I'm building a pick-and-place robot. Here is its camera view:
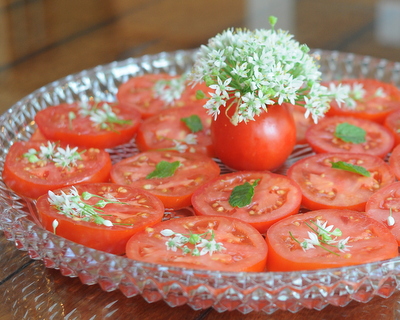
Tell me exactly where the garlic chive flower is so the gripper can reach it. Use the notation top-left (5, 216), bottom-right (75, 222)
top-left (47, 187), bottom-right (129, 227)
top-left (289, 219), bottom-right (352, 256)
top-left (160, 229), bottom-right (225, 256)
top-left (153, 75), bottom-right (187, 105)
top-left (23, 141), bottom-right (83, 169)
top-left (190, 16), bottom-right (347, 125)
top-left (388, 208), bottom-right (396, 227)
top-left (78, 100), bottom-right (131, 130)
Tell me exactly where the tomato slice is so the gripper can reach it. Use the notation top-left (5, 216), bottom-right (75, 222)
top-left (389, 144), bottom-right (400, 180)
top-left (135, 105), bottom-right (214, 157)
top-left (116, 73), bottom-right (208, 119)
top-left (287, 152), bottom-right (395, 211)
top-left (266, 209), bottom-right (398, 271)
top-left (126, 215), bottom-right (268, 272)
top-left (34, 100), bottom-right (141, 149)
top-left (289, 104), bottom-right (314, 144)
top-left (305, 115), bottom-right (394, 158)
top-left (191, 171), bottom-right (302, 234)
top-left (384, 109), bottom-right (400, 146)
top-left (366, 181), bottom-right (400, 245)
top-left (36, 183), bottom-right (165, 254)
top-left (110, 151), bottom-right (220, 210)
top-left (325, 78), bottom-right (400, 123)
top-left (2, 141), bottom-right (112, 199)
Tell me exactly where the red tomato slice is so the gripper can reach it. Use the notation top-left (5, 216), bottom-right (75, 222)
top-left (126, 215), bottom-right (268, 272)
top-left (287, 152), bottom-right (395, 211)
top-left (191, 171), bottom-right (302, 234)
top-left (135, 105), bottom-right (214, 157)
top-left (366, 181), bottom-right (400, 245)
top-left (2, 141), bottom-right (112, 199)
top-left (384, 109), bottom-right (400, 146)
top-left (266, 209), bottom-right (398, 271)
top-left (325, 79), bottom-right (400, 123)
top-left (289, 104), bottom-right (314, 144)
top-left (389, 144), bottom-right (400, 180)
top-left (110, 151), bottom-right (220, 210)
top-left (305, 116), bottom-right (394, 158)
top-left (116, 73), bottom-right (208, 119)
top-left (36, 183), bottom-right (165, 254)
top-left (35, 101), bottom-right (141, 149)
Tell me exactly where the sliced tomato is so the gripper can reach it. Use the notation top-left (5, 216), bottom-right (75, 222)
top-left (366, 181), bottom-right (400, 245)
top-left (191, 171), bottom-right (302, 234)
top-left (325, 78), bottom-right (400, 123)
top-left (266, 209), bottom-right (398, 271)
top-left (287, 152), bottom-right (395, 211)
top-left (2, 141), bottom-right (112, 199)
top-left (126, 215), bottom-right (268, 272)
top-left (34, 100), bottom-right (141, 149)
top-left (389, 144), bottom-right (400, 180)
top-left (29, 128), bottom-right (48, 142)
top-left (135, 105), bottom-right (214, 157)
top-left (116, 73), bottom-right (208, 119)
top-left (110, 151), bottom-right (220, 210)
top-left (384, 109), bottom-right (400, 146)
top-left (289, 104), bottom-right (314, 144)
top-left (305, 115), bottom-right (394, 158)
top-left (36, 183), bottom-right (164, 254)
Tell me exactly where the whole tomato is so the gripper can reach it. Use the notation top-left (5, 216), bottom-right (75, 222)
top-left (211, 102), bottom-right (296, 171)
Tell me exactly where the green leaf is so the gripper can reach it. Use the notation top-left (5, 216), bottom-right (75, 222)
top-left (146, 161), bottom-right (180, 179)
top-left (229, 179), bottom-right (260, 208)
top-left (331, 161), bottom-right (370, 177)
top-left (181, 115), bottom-right (203, 133)
top-left (334, 122), bottom-right (366, 144)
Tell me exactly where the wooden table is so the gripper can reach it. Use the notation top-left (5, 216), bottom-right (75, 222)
top-left (1, 0), bottom-right (400, 319)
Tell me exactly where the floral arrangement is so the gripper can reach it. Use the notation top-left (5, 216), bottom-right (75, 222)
top-left (190, 16), bottom-right (347, 125)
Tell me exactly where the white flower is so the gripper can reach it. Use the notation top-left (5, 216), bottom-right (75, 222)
top-left (52, 145), bottom-right (82, 168)
top-left (197, 238), bottom-right (225, 256)
top-left (337, 237), bottom-right (352, 252)
top-left (153, 76), bottom-right (186, 105)
top-left (160, 229), bottom-right (175, 237)
top-left (183, 133), bottom-right (197, 145)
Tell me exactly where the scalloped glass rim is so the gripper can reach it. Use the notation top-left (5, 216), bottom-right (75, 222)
top-left (1, 49), bottom-right (400, 314)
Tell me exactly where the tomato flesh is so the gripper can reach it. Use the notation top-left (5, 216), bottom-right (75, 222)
top-left (110, 151), bottom-right (220, 210)
top-left (266, 209), bottom-right (398, 271)
top-left (287, 152), bottom-right (395, 211)
top-left (126, 215), bottom-right (268, 272)
top-left (36, 183), bottom-right (165, 254)
top-left (191, 171), bottom-right (302, 234)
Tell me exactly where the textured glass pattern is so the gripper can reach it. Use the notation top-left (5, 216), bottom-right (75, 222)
top-left (1, 49), bottom-right (400, 314)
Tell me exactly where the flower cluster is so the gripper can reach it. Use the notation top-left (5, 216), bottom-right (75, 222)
top-left (160, 229), bottom-right (225, 256)
top-left (290, 219), bottom-right (352, 256)
top-left (48, 187), bottom-right (128, 227)
top-left (23, 141), bottom-right (82, 169)
top-left (190, 16), bottom-right (347, 125)
top-left (78, 100), bottom-right (131, 130)
top-left (153, 76), bottom-right (187, 105)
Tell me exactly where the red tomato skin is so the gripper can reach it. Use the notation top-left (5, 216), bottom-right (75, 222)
top-left (126, 215), bottom-right (268, 272)
top-left (191, 171), bottom-right (302, 234)
top-left (287, 152), bottom-right (396, 211)
top-left (306, 116), bottom-right (394, 158)
top-left (211, 102), bottom-right (296, 171)
top-left (2, 141), bottom-right (112, 199)
top-left (35, 101), bottom-right (141, 149)
top-left (116, 73), bottom-right (208, 119)
top-left (325, 79), bottom-right (400, 123)
top-left (365, 181), bottom-right (400, 245)
top-left (384, 109), bottom-right (400, 146)
top-left (110, 151), bottom-right (220, 210)
top-left (135, 105), bottom-right (214, 157)
top-left (36, 183), bottom-right (165, 254)
top-left (266, 209), bottom-right (398, 271)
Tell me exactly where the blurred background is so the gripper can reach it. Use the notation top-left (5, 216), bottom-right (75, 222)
top-left (1, 0), bottom-right (400, 111)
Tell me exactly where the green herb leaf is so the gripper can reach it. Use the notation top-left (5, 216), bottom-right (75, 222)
top-left (195, 90), bottom-right (206, 100)
top-left (334, 122), bottom-right (366, 144)
top-left (181, 115), bottom-right (203, 133)
top-left (331, 161), bottom-right (370, 177)
top-left (229, 179), bottom-right (260, 208)
top-left (146, 161), bottom-right (180, 179)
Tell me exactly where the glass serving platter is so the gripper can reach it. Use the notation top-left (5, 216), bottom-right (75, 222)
top-left (1, 49), bottom-right (400, 315)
